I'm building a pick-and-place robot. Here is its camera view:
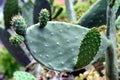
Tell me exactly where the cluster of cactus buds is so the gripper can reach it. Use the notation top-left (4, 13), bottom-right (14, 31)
top-left (9, 15), bottom-right (27, 45)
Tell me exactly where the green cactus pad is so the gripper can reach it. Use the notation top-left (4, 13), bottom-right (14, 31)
top-left (11, 15), bottom-right (27, 36)
top-left (13, 71), bottom-right (36, 80)
top-left (115, 16), bottom-right (120, 29)
top-left (78, 0), bottom-right (107, 28)
top-left (4, 0), bottom-right (19, 29)
top-left (39, 9), bottom-right (49, 28)
top-left (75, 28), bottom-right (101, 68)
top-left (78, 0), bottom-right (120, 28)
top-left (25, 21), bottom-right (108, 72)
top-left (9, 34), bottom-right (24, 45)
top-left (21, 1), bottom-right (33, 26)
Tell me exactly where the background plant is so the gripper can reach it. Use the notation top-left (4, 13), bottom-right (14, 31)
top-left (0, 48), bottom-right (21, 79)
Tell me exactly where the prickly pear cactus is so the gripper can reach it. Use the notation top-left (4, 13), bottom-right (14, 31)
top-left (39, 9), bottom-right (49, 28)
top-left (11, 15), bottom-right (27, 36)
top-left (33, 0), bottom-right (51, 23)
top-left (21, 1), bottom-right (34, 26)
top-left (115, 15), bottom-right (120, 29)
top-left (9, 34), bottom-right (24, 45)
top-left (108, 0), bottom-right (120, 13)
top-left (78, 0), bottom-right (120, 28)
top-left (78, 0), bottom-right (107, 28)
top-left (75, 28), bottom-right (101, 68)
top-left (14, 71), bottom-right (36, 80)
top-left (4, 0), bottom-right (19, 29)
top-left (25, 21), bottom-right (108, 72)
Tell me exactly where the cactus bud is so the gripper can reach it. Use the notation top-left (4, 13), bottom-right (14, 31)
top-left (11, 15), bottom-right (27, 36)
top-left (39, 9), bottom-right (49, 28)
top-left (9, 34), bottom-right (24, 45)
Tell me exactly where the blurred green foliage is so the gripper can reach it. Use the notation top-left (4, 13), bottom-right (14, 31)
top-left (53, 0), bottom-right (96, 22)
top-left (0, 48), bottom-right (21, 79)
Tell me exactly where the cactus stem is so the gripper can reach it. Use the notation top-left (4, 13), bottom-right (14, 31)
top-left (105, 41), bottom-right (118, 80)
top-left (105, 0), bottom-right (118, 79)
top-left (65, 0), bottom-right (76, 22)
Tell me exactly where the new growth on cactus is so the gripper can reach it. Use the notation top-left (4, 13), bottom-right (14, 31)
top-left (0, 0), bottom-right (31, 68)
top-left (76, 28), bottom-right (101, 68)
top-left (39, 9), bottom-right (49, 28)
top-left (11, 15), bottom-right (27, 36)
top-left (9, 15), bottom-right (27, 46)
top-left (33, 0), bottom-right (52, 23)
top-left (9, 34), bottom-right (24, 45)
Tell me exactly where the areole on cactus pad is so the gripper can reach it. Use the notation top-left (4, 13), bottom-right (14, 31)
top-left (25, 21), bottom-right (108, 72)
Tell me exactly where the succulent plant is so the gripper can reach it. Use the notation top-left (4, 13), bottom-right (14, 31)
top-left (78, 0), bottom-right (107, 28)
top-left (0, 25), bottom-right (30, 67)
top-left (13, 71), bottom-right (36, 80)
top-left (65, 0), bottom-right (76, 22)
top-left (25, 20), bottom-right (108, 72)
top-left (1, 0), bottom-right (31, 67)
top-left (6, 0), bottom-right (119, 79)
top-left (105, 0), bottom-right (118, 79)
top-left (9, 34), bottom-right (24, 45)
top-left (21, 0), bottom-right (34, 26)
top-left (76, 28), bottom-right (101, 68)
top-left (11, 15), bottom-right (27, 36)
top-left (115, 15), bottom-right (120, 29)
top-left (39, 9), bottom-right (49, 28)
top-left (6, 9), bottom-right (107, 73)
top-left (33, 0), bottom-right (51, 23)
top-left (4, 0), bottom-right (19, 29)
top-left (78, 0), bottom-right (120, 28)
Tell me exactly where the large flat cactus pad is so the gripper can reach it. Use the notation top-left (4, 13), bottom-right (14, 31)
top-left (25, 21), bottom-right (108, 72)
